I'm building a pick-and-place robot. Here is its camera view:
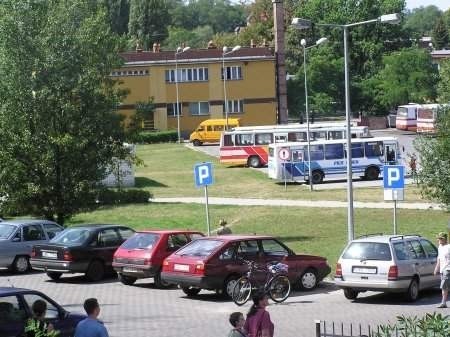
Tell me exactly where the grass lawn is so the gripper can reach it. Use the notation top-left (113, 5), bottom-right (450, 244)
top-left (70, 203), bottom-right (448, 273)
top-left (134, 143), bottom-right (427, 203)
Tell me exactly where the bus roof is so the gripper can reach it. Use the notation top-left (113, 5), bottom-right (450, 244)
top-left (230, 122), bottom-right (360, 132)
top-left (228, 124), bottom-right (365, 134)
top-left (268, 136), bottom-right (398, 149)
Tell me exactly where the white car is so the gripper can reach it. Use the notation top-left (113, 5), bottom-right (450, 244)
top-left (335, 234), bottom-right (440, 302)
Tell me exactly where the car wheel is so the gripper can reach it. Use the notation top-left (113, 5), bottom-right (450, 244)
top-left (405, 278), bottom-right (419, 302)
top-left (193, 139), bottom-right (202, 146)
top-left (46, 272), bottom-right (62, 281)
top-left (118, 273), bottom-right (137, 286)
top-left (85, 260), bottom-right (105, 282)
top-left (343, 288), bottom-right (359, 300)
top-left (181, 286), bottom-right (201, 297)
top-left (248, 156), bottom-right (261, 168)
top-left (364, 166), bottom-right (379, 181)
top-left (13, 256), bottom-right (30, 273)
top-left (311, 170), bottom-right (324, 184)
top-left (224, 275), bottom-right (240, 298)
top-left (154, 270), bottom-right (171, 288)
top-left (298, 268), bottom-right (318, 290)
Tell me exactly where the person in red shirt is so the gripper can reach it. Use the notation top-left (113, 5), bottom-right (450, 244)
top-left (244, 292), bottom-right (274, 337)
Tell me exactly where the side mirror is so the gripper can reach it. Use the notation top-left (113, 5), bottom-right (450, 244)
top-left (59, 310), bottom-right (68, 320)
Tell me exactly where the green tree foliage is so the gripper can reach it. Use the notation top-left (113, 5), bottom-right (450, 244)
top-left (0, 0), bottom-right (128, 224)
top-left (369, 48), bottom-right (438, 110)
top-left (404, 5), bottom-right (442, 38)
top-left (128, 0), bottom-right (170, 49)
top-left (164, 25), bottom-right (214, 49)
top-left (415, 107), bottom-right (450, 209)
top-left (438, 59), bottom-right (450, 103)
top-left (432, 16), bottom-right (449, 49)
top-left (102, 0), bottom-right (130, 35)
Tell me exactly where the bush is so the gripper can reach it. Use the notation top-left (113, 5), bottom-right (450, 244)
top-left (374, 313), bottom-right (449, 337)
top-left (131, 130), bottom-right (178, 144)
top-left (96, 189), bottom-right (152, 205)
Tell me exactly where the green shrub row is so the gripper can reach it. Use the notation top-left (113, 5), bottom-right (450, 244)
top-left (131, 130), bottom-right (178, 144)
top-left (96, 189), bottom-right (152, 205)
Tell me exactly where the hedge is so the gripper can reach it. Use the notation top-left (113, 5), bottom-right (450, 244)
top-left (131, 130), bottom-right (178, 144)
top-left (96, 189), bottom-right (152, 205)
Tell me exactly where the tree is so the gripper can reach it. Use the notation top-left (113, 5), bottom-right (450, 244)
top-left (128, 0), bottom-right (170, 50)
top-left (102, 0), bottom-right (130, 35)
top-left (404, 5), bottom-right (442, 38)
top-left (163, 25), bottom-right (214, 49)
top-left (438, 59), bottom-right (450, 103)
top-left (0, 0), bottom-right (128, 224)
top-left (415, 106), bottom-right (450, 208)
top-left (432, 16), bottom-right (449, 49)
top-left (369, 48), bottom-right (438, 110)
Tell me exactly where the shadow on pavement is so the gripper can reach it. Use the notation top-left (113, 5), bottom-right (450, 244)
top-left (350, 288), bottom-right (442, 306)
top-left (44, 273), bottom-right (119, 285)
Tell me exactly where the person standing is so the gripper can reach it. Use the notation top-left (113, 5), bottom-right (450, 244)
top-left (244, 292), bottom-right (274, 337)
top-left (217, 219), bottom-right (232, 235)
top-left (434, 232), bottom-right (450, 308)
top-left (74, 298), bottom-right (109, 337)
top-left (227, 312), bottom-right (247, 337)
top-left (25, 300), bottom-right (57, 337)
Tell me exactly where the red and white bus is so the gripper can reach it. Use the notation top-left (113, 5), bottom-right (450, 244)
top-left (395, 103), bottom-right (420, 131)
top-left (416, 104), bottom-right (441, 134)
top-left (219, 124), bottom-right (371, 168)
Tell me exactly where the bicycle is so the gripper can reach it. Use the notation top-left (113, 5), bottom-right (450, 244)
top-left (231, 259), bottom-right (291, 306)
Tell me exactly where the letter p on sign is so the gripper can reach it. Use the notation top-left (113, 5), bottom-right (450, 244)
top-left (383, 165), bottom-right (404, 189)
top-left (194, 162), bottom-right (214, 187)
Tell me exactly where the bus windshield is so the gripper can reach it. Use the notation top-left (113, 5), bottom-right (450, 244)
top-left (397, 107), bottom-right (409, 117)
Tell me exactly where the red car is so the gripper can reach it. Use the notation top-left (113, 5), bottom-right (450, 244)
top-left (112, 230), bottom-right (204, 287)
top-left (161, 235), bottom-right (331, 297)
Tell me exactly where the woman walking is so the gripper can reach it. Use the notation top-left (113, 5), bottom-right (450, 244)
top-left (244, 292), bottom-right (274, 337)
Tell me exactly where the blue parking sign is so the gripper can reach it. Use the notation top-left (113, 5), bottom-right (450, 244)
top-left (383, 165), bottom-right (404, 189)
top-left (194, 162), bottom-right (214, 187)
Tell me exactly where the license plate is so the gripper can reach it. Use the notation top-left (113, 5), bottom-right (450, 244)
top-left (353, 267), bottom-right (377, 274)
top-left (174, 264), bottom-right (189, 272)
top-left (42, 251), bottom-right (57, 259)
top-left (123, 267), bottom-right (139, 273)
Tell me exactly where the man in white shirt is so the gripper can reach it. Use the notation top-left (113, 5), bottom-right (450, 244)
top-left (434, 232), bottom-right (450, 308)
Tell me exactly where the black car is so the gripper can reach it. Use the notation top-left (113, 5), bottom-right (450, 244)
top-left (30, 224), bottom-right (134, 282)
top-left (0, 287), bottom-right (86, 337)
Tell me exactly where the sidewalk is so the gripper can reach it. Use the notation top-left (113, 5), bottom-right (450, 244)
top-left (151, 197), bottom-right (442, 210)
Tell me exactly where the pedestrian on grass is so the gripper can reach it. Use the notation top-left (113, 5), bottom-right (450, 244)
top-left (227, 312), bottom-right (247, 337)
top-left (25, 300), bottom-right (57, 337)
top-left (244, 292), bottom-right (274, 337)
top-left (217, 219), bottom-right (232, 235)
top-left (434, 232), bottom-right (450, 308)
top-left (74, 298), bottom-right (109, 337)
top-left (409, 153), bottom-right (417, 183)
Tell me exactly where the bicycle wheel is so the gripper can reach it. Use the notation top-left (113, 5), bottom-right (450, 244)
top-left (268, 275), bottom-right (291, 303)
top-left (232, 277), bottom-right (252, 306)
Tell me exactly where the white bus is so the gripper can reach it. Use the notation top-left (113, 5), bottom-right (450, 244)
top-left (416, 103), bottom-right (441, 134)
top-left (395, 103), bottom-right (420, 131)
top-left (220, 124), bottom-right (371, 168)
top-left (268, 136), bottom-right (399, 184)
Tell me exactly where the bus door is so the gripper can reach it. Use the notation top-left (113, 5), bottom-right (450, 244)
top-left (384, 143), bottom-right (398, 164)
top-left (291, 148), bottom-right (306, 179)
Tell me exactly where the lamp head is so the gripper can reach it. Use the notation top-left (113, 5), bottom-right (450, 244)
top-left (182, 46), bottom-right (191, 52)
top-left (223, 46), bottom-right (228, 53)
top-left (176, 47), bottom-right (182, 53)
top-left (315, 37), bottom-right (327, 45)
top-left (300, 39), bottom-right (306, 47)
top-left (379, 13), bottom-right (401, 25)
top-left (231, 45), bottom-right (241, 52)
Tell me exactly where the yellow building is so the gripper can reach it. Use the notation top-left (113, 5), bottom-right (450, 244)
top-left (114, 46), bottom-right (277, 137)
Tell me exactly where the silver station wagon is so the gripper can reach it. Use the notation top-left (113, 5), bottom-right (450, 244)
top-left (335, 234), bottom-right (440, 302)
top-left (0, 220), bottom-right (63, 273)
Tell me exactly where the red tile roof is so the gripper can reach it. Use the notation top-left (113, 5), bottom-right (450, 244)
top-left (120, 47), bottom-right (274, 63)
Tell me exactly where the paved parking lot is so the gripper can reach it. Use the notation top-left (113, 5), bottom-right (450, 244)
top-left (1, 271), bottom-right (445, 337)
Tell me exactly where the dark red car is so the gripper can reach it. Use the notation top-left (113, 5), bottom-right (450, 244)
top-left (161, 235), bottom-right (331, 297)
top-left (112, 230), bottom-right (204, 287)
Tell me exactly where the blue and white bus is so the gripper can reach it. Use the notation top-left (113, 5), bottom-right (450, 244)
top-left (268, 136), bottom-right (400, 184)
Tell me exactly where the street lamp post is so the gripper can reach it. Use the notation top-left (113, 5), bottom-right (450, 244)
top-left (175, 46), bottom-right (190, 143)
top-left (292, 13), bottom-right (400, 242)
top-left (222, 45), bottom-right (241, 130)
top-left (301, 37), bottom-right (327, 192)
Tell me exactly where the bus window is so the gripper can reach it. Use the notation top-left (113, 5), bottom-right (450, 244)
top-left (365, 141), bottom-right (383, 157)
top-left (223, 134), bottom-right (234, 146)
top-left (255, 133), bottom-right (273, 145)
top-left (312, 131), bottom-right (327, 140)
top-left (351, 143), bottom-right (364, 158)
top-left (292, 150), bottom-right (303, 162)
top-left (268, 147), bottom-right (274, 157)
top-left (216, 125), bottom-right (224, 131)
top-left (384, 145), bottom-right (397, 163)
top-left (288, 132), bottom-right (307, 142)
top-left (207, 126), bottom-right (213, 131)
top-left (274, 135), bottom-right (287, 143)
top-left (328, 131), bottom-right (344, 140)
top-left (235, 134), bottom-right (253, 146)
top-left (325, 144), bottom-right (344, 160)
top-left (305, 145), bottom-right (324, 161)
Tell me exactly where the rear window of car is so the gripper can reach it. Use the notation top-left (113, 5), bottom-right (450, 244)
top-left (50, 228), bottom-right (91, 246)
top-left (0, 224), bottom-right (16, 239)
top-left (122, 233), bottom-right (160, 250)
top-left (176, 239), bottom-right (223, 257)
top-left (342, 242), bottom-right (392, 261)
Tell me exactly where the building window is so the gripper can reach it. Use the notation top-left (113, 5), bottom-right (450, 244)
top-left (110, 69), bottom-right (149, 77)
top-left (167, 103), bottom-right (182, 117)
top-left (165, 68), bottom-right (209, 83)
top-left (189, 101), bottom-right (209, 115)
top-left (223, 100), bottom-right (244, 114)
top-left (221, 66), bottom-right (242, 80)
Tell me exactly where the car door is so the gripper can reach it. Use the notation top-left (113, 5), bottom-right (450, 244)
top-left (0, 295), bottom-right (27, 337)
top-left (408, 240), bottom-right (429, 287)
top-left (420, 239), bottom-right (440, 287)
top-left (95, 228), bottom-right (122, 266)
top-left (21, 224), bottom-right (47, 255)
top-left (259, 239), bottom-right (293, 279)
top-left (43, 223), bottom-right (63, 240)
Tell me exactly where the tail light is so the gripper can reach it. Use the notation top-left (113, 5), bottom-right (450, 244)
top-left (194, 262), bottom-right (205, 275)
top-left (335, 263), bottom-right (342, 278)
top-left (31, 248), bottom-right (36, 258)
top-left (63, 251), bottom-right (72, 261)
top-left (388, 265), bottom-right (398, 280)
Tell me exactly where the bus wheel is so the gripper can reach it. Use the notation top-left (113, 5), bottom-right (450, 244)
top-left (311, 170), bottom-right (324, 184)
top-left (364, 166), bottom-right (379, 180)
top-left (193, 139), bottom-right (202, 146)
top-left (248, 156), bottom-right (261, 168)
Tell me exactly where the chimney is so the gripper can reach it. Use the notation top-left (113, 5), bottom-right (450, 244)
top-left (272, 0), bottom-right (288, 124)
top-left (157, 43), bottom-right (161, 52)
top-left (250, 39), bottom-right (256, 48)
top-left (152, 43), bottom-right (158, 53)
top-left (136, 41), bottom-right (143, 52)
top-left (207, 40), bottom-right (217, 49)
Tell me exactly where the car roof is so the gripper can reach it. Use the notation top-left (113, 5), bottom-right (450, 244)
top-left (0, 287), bottom-right (39, 295)
top-left (351, 234), bottom-right (422, 243)
top-left (0, 219), bottom-right (58, 226)
top-left (136, 230), bottom-right (203, 234)
top-left (71, 224), bottom-right (131, 230)
top-left (197, 234), bottom-right (275, 242)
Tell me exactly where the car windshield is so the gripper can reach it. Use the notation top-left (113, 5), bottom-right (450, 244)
top-left (342, 242), bottom-right (392, 261)
top-left (176, 239), bottom-right (223, 257)
top-left (50, 228), bottom-right (91, 245)
top-left (0, 224), bottom-right (15, 239)
top-left (121, 233), bottom-right (160, 250)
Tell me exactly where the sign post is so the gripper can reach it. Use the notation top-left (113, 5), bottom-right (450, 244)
top-left (383, 165), bottom-right (405, 235)
top-left (194, 162), bottom-right (214, 236)
top-left (279, 148), bottom-right (290, 191)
